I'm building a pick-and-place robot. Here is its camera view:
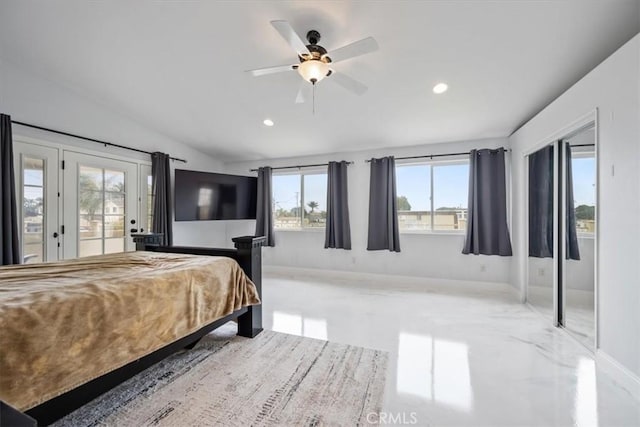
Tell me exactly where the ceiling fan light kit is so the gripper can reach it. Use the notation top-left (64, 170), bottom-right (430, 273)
top-left (247, 20), bottom-right (378, 111)
top-left (298, 59), bottom-right (330, 84)
top-left (297, 30), bottom-right (331, 84)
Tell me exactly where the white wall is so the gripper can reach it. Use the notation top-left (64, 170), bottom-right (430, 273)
top-left (225, 137), bottom-right (512, 284)
top-left (509, 34), bottom-right (640, 377)
top-left (0, 59), bottom-right (229, 247)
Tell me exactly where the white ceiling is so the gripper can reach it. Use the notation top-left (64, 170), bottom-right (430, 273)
top-left (0, 1), bottom-right (638, 162)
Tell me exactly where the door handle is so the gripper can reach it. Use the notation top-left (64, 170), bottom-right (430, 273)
top-left (130, 228), bottom-right (138, 233)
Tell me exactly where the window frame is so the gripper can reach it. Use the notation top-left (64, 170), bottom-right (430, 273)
top-left (395, 157), bottom-right (470, 235)
top-left (272, 168), bottom-right (327, 231)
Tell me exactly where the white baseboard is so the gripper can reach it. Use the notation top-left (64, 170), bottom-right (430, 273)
top-left (596, 349), bottom-right (640, 402)
top-left (263, 264), bottom-right (519, 299)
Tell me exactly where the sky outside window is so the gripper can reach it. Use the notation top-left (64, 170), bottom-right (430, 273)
top-left (396, 164), bottom-right (430, 211)
top-left (572, 157), bottom-right (595, 206)
top-left (273, 174), bottom-right (301, 211)
top-left (433, 164), bottom-right (469, 210)
top-left (303, 174), bottom-right (327, 213)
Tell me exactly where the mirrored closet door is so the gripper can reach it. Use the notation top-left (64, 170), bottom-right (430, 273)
top-left (526, 124), bottom-right (596, 351)
top-left (563, 127), bottom-right (596, 350)
top-left (527, 143), bottom-right (556, 322)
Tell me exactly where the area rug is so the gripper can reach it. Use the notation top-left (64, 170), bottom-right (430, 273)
top-left (53, 323), bottom-right (388, 426)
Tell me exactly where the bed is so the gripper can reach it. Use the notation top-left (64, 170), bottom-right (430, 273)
top-left (0, 235), bottom-right (265, 425)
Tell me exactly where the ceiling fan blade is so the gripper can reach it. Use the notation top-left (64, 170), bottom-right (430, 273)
top-left (246, 64), bottom-right (296, 77)
top-left (326, 37), bottom-right (379, 63)
top-left (295, 81), bottom-right (312, 104)
top-left (329, 71), bottom-right (368, 95)
top-left (270, 20), bottom-right (311, 57)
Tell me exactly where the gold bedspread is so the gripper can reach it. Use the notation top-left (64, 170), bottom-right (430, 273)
top-left (0, 251), bottom-right (260, 411)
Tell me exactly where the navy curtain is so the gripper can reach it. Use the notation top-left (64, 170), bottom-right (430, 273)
top-left (462, 148), bottom-right (513, 256)
top-left (1, 114), bottom-right (20, 264)
top-left (151, 152), bottom-right (173, 246)
top-left (367, 156), bottom-right (400, 252)
top-left (255, 167), bottom-right (275, 247)
top-left (325, 161), bottom-right (351, 249)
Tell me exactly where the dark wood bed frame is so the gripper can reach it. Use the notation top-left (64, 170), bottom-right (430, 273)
top-left (13, 235), bottom-right (266, 426)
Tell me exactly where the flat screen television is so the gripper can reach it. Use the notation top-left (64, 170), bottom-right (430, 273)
top-left (174, 169), bottom-right (257, 221)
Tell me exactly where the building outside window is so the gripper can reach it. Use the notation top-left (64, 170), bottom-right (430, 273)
top-left (395, 160), bottom-right (469, 232)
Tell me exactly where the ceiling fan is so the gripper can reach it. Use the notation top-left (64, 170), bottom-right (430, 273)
top-left (247, 20), bottom-right (379, 104)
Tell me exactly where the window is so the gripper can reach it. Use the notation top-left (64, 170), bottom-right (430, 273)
top-left (395, 160), bottom-right (469, 232)
top-left (272, 171), bottom-right (327, 229)
top-left (22, 157), bottom-right (45, 263)
top-left (139, 165), bottom-right (153, 234)
top-left (571, 152), bottom-right (596, 235)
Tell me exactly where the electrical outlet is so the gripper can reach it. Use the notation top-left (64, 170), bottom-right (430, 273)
top-left (480, 264), bottom-right (486, 272)
top-left (351, 257), bottom-right (356, 264)
top-left (538, 268), bottom-right (545, 276)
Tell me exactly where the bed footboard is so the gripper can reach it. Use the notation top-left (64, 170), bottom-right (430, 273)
top-left (134, 235), bottom-right (265, 338)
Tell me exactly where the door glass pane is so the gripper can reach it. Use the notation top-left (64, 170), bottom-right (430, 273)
top-left (79, 214), bottom-right (103, 238)
top-left (79, 190), bottom-right (103, 216)
top-left (80, 166), bottom-right (103, 191)
top-left (78, 165), bottom-right (127, 257)
top-left (23, 243), bottom-right (43, 264)
top-left (147, 174), bottom-right (154, 232)
top-left (105, 216), bottom-right (125, 238)
top-left (104, 238), bottom-right (124, 254)
top-left (105, 193), bottom-right (124, 214)
top-left (23, 157), bottom-right (45, 263)
top-left (105, 170), bottom-right (125, 192)
top-left (79, 239), bottom-right (103, 257)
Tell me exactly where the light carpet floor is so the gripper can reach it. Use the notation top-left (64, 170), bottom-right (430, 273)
top-left (53, 323), bottom-right (388, 427)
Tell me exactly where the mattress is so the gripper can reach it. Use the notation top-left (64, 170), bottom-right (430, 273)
top-left (0, 251), bottom-right (260, 411)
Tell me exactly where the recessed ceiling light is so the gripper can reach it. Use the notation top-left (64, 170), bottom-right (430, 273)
top-left (263, 119), bottom-right (274, 127)
top-left (433, 83), bottom-right (448, 94)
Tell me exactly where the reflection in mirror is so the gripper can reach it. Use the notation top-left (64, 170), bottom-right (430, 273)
top-left (527, 144), bottom-right (555, 319)
top-left (564, 128), bottom-right (596, 350)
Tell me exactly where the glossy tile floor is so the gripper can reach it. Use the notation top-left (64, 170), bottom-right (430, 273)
top-left (262, 270), bottom-right (640, 427)
top-left (528, 285), bottom-right (596, 351)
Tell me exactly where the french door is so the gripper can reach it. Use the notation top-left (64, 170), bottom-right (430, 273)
top-left (63, 151), bottom-right (139, 259)
top-left (15, 140), bottom-right (146, 260)
top-left (13, 141), bottom-right (60, 263)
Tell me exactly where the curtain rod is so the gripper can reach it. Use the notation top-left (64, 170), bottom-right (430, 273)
top-left (365, 147), bottom-right (510, 163)
top-left (11, 120), bottom-right (187, 163)
top-left (250, 161), bottom-right (354, 172)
